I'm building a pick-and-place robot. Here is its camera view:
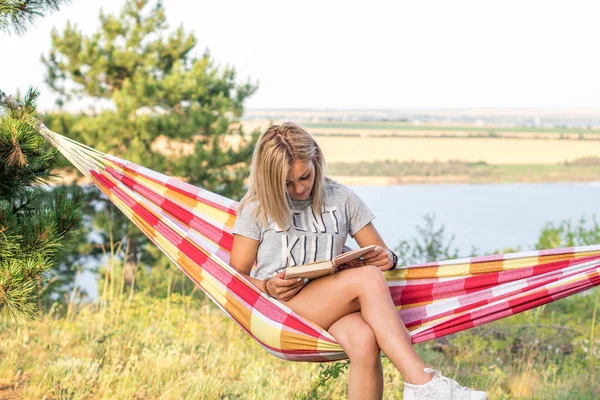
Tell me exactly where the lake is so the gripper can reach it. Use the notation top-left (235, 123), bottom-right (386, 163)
top-left (349, 181), bottom-right (600, 254)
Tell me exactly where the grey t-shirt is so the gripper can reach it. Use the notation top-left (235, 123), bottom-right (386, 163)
top-left (232, 180), bottom-right (375, 279)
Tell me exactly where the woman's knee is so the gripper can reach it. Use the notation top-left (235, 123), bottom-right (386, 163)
top-left (342, 322), bottom-right (380, 363)
top-left (353, 265), bottom-right (387, 292)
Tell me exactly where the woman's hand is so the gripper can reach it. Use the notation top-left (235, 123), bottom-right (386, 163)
top-left (362, 245), bottom-right (393, 271)
top-left (266, 271), bottom-right (307, 301)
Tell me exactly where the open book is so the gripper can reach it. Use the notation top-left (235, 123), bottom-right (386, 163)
top-left (284, 245), bottom-right (377, 280)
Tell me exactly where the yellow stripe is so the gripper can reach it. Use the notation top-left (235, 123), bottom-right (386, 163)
top-left (437, 262), bottom-right (471, 278)
top-left (225, 213), bottom-right (236, 229)
top-left (502, 256), bottom-right (539, 270)
top-left (280, 331), bottom-right (319, 351)
top-left (251, 312), bottom-right (281, 349)
top-left (152, 231), bottom-right (181, 260)
top-left (470, 260), bottom-right (504, 275)
top-left (316, 338), bottom-right (344, 353)
top-left (131, 173), bottom-right (168, 196)
top-left (192, 201), bottom-right (234, 227)
top-left (99, 169), bottom-right (226, 283)
top-left (200, 270), bottom-right (228, 306)
top-left (105, 159), bottom-right (125, 173)
top-left (404, 265), bottom-right (440, 280)
top-left (225, 292), bottom-right (252, 330)
top-left (178, 255), bottom-right (205, 286)
top-left (574, 250), bottom-right (600, 258)
top-left (538, 252), bottom-right (574, 265)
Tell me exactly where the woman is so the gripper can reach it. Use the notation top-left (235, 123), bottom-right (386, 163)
top-left (230, 123), bottom-right (487, 400)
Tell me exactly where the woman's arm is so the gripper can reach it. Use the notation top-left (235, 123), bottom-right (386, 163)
top-left (230, 234), bottom-right (264, 288)
top-left (353, 222), bottom-right (395, 270)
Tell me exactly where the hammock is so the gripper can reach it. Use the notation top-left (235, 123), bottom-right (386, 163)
top-left (40, 125), bottom-right (600, 362)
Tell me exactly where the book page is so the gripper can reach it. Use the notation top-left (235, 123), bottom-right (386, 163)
top-left (333, 245), bottom-right (377, 267)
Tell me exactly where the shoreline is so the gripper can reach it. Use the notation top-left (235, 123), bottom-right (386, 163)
top-left (330, 175), bottom-right (600, 186)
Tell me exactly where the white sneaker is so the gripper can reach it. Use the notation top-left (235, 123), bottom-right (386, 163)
top-left (403, 368), bottom-right (488, 400)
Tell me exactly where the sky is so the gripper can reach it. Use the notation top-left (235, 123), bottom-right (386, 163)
top-left (2, 0), bottom-right (600, 111)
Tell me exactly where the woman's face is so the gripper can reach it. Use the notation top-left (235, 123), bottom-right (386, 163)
top-left (286, 160), bottom-right (315, 201)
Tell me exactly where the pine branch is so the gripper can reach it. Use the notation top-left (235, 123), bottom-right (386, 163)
top-left (0, 256), bottom-right (49, 324)
top-left (1, 88), bottom-right (61, 201)
top-left (0, 0), bottom-right (70, 35)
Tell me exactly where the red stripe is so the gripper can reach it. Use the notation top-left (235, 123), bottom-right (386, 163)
top-left (227, 277), bottom-right (261, 308)
top-left (177, 240), bottom-right (233, 285)
top-left (464, 271), bottom-right (499, 293)
top-left (283, 313), bottom-right (328, 338)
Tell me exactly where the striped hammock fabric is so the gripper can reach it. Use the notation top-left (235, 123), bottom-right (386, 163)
top-left (40, 125), bottom-right (600, 362)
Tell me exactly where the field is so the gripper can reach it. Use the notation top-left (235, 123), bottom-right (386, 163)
top-left (326, 160), bottom-right (600, 185)
top-left (316, 136), bottom-right (600, 164)
top-left (241, 120), bottom-right (600, 164)
top-left (236, 119), bottom-right (600, 185)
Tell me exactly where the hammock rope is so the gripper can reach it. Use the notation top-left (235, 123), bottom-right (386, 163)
top-left (40, 124), bottom-right (600, 362)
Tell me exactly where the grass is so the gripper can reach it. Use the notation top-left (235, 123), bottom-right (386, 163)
top-left (1, 277), bottom-right (600, 399)
top-left (0, 293), bottom-right (343, 399)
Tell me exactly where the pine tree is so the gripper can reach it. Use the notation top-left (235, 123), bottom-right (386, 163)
top-left (0, 89), bottom-right (83, 324)
top-left (42, 0), bottom-right (258, 197)
top-left (41, 0), bottom-right (259, 288)
top-left (0, 0), bottom-right (82, 323)
top-left (0, 0), bottom-right (69, 35)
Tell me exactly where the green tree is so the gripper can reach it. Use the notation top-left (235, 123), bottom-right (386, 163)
top-left (0, 0), bottom-right (83, 323)
top-left (0, 89), bottom-right (84, 324)
top-left (534, 215), bottom-right (600, 249)
top-left (394, 213), bottom-right (462, 265)
top-left (42, 0), bottom-right (259, 289)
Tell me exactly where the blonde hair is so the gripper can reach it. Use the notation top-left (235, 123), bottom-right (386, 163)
top-left (240, 122), bottom-right (326, 230)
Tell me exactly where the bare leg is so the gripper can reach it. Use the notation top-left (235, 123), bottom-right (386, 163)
top-left (283, 266), bottom-right (431, 385)
top-left (329, 312), bottom-right (383, 400)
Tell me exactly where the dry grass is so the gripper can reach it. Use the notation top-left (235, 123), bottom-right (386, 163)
top-left (0, 295), bottom-right (330, 400)
top-left (2, 290), bottom-right (599, 399)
